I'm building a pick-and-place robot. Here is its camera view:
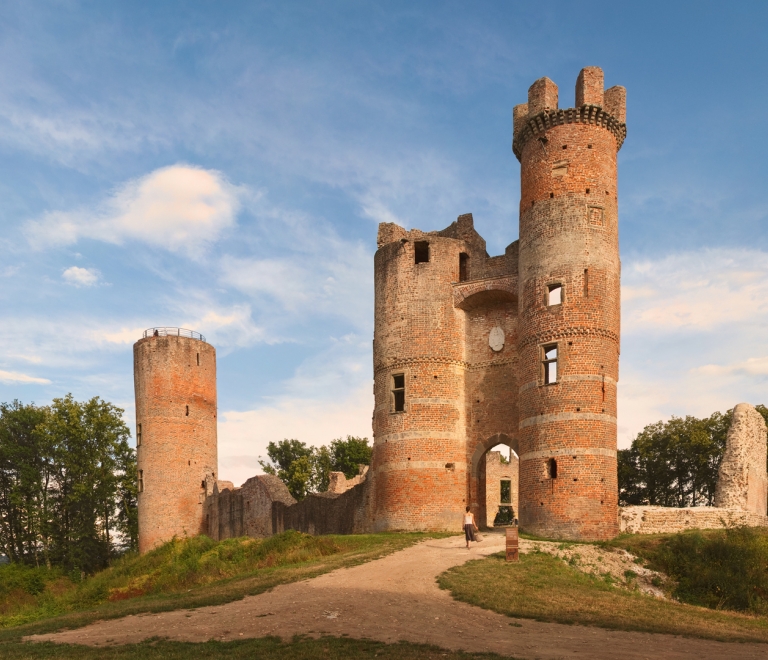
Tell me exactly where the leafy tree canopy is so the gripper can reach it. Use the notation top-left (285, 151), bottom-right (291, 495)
top-left (619, 405), bottom-right (768, 508)
top-left (259, 436), bottom-right (371, 500)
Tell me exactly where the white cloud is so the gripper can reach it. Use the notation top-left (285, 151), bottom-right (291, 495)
top-left (623, 249), bottom-right (768, 333)
top-left (62, 266), bottom-right (100, 287)
top-left (0, 370), bottom-right (51, 384)
top-left (618, 248), bottom-right (768, 446)
top-left (26, 165), bottom-right (242, 255)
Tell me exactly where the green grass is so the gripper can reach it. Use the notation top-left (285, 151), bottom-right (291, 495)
top-left (607, 526), bottom-right (768, 613)
top-left (0, 531), bottom-right (447, 639)
top-left (0, 636), bottom-right (518, 660)
top-left (438, 549), bottom-right (768, 643)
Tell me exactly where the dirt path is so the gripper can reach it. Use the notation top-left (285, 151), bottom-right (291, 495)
top-left (29, 534), bottom-right (767, 659)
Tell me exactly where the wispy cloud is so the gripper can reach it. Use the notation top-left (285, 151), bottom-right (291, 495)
top-left (26, 165), bottom-right (243, 256)
top-left (0, 369), bottom-right (50, 384)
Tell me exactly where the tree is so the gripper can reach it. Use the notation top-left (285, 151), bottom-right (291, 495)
top-left (0, 395), bottom-right (137, 572)
top-left (329, 436), bottom-right (372, 479)
top-left (618, 407), bottom-right (758, 508)
top-left (259, 436), bottom-right (372, 500)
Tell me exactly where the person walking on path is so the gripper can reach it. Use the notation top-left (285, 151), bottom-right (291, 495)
top-left (462, 506), bottom-right (477, 549)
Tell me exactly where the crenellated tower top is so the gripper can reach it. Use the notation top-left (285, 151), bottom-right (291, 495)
top-left (512, 67), bottom-right (626, 161)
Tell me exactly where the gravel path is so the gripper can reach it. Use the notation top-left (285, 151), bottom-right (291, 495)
top-left (29, 534), bottom-right (767, 659)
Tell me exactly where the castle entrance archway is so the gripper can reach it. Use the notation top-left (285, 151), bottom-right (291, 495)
top-left (469, 434), bottom-right (519, 529)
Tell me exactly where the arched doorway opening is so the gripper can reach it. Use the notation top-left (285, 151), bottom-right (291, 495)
top-left (469, 434), bottom-right (519, 529)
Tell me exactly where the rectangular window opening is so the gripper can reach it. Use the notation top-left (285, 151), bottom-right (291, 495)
top-left (543, 344), bottom-right (558, 384)
top-left (136, 423), bottom-right (142, 447)
top-left (500, 479), bottom-right (512, 504)
top-left (547, 284), bottom-right (562, 306)
top-left (392, 373), bottom-right (405, 412)
top-left (138, 470), bottom-right (144, 493)
top-left (414, 241), bottom-right (430, 264)
top-left (185, 405), bottom-right (189, 416)
top-left (197, 352), bottom-right (200, 366)
top-left (459, 253), bottom-right (469, 282)
top-left (583, 269), bottom-right (589, 297)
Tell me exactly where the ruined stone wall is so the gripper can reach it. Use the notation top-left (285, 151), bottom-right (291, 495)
top-left (327, 466), bottom-right (369, 494)
top-left (715, 403), bottom-right (768, 515)
top-left (485, 451), bottom-right (519, 525)
top-left (514, 68), bottom-right (625, 540)
top-left (620, 506), bottom-right (768, 535)
top-left (273, 480), bottom-right (369, 536)
top-left (205, 474), bottom-right (296, 541)
top-left (134, 333), bottom-right (217, 553)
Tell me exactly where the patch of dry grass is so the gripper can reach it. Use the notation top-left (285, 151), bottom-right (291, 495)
top-left (438, 550), bottom-right (768, 643)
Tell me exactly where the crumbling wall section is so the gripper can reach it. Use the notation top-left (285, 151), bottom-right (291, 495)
top-left (715, 403), bottom-right (768, 515)
top-left (273, 479), bottom-right (369, 536)
top-left (620, 506), bottom-right (768, 534)
top-left (206, 474), bottom-right (295, 541)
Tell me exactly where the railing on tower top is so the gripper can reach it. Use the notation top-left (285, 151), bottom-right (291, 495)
top-left (143, 327), bottom-right (206, 342)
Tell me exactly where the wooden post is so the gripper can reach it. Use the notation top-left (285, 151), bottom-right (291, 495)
top-left (506, 525), bottom-right (519, 562)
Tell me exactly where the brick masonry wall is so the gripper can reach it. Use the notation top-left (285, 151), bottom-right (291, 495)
top-left (273, 480), bottom-right (369, 536)
top-left (371, 215), bottom-right (520, 532)
top-left (620, 506), bottom-right (768, 534)
top-left (134, 334), bottom-right (218, 553)
top-left (514, 68), bottom-right (625, 540)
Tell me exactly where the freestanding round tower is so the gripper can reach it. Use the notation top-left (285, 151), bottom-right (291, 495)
top-left (370, 231), bottom-right (468, 531)
top-left (514, 67), bottom-right (626, 539)
top-left (134, 328), bottom-right (217, 553)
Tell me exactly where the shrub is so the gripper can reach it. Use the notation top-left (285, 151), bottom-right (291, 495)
top-left (651, 526), bottom-right (768, 613)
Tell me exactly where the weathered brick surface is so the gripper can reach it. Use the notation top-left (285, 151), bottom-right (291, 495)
top-left (620, 506), bottom-right (768, 534)
top-left (368, 67), bottom-right (626, 540)
top-left (273, 480), bottom-right (369, 536)
top-left (134, 334), bottom-right (218, 553)
top-left (715, 403), bottom-right (768, 514)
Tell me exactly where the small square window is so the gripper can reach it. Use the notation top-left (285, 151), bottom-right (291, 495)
top-left (543, 344), bottom-right (558, 384)
top-left (547, 284), bottom-right (562, 306)
top-left (415, 241), bottom-right (430, 264)
top-left (392, 373), bottom-right (405, 412)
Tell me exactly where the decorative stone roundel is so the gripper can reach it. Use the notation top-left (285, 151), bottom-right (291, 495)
top-left (489, 326), bottom-right (505, 352)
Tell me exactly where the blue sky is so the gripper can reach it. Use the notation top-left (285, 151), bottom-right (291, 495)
top-left (2, 1), bottom-right (768, 485)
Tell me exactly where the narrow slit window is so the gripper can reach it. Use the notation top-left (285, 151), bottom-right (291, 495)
top-left (548, 284), bottom-right (562, 306)
top-left (459, 253), bottom-right (469, 282)
top-left (185, 405), bottom-right (189, 416)
top-left (584, 269), bottom-right (589, 297)
top-left (392, 373), bottom-right (405, 412)
top-left (138, 470), bottom-right (144, 493)
top-left (543, 344), bottom-right (558, 384)
top-left (197, 353), bottom-right (200, 366)
top-left (414, 241), bottom-right (430, 264)
top-left (548, 458), bottom-right (558, 479)
top-left (136, 423), bottom-right (142, 447)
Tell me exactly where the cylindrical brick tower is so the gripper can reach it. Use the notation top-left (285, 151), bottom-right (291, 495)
top-left (370, 231), bottom-right (468, 531)
top-left (513, 67), bottom-right (626, 540)
top-left (134, 328), bottom-right (218, 553)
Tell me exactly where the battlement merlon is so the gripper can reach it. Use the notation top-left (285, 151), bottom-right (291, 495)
top-left (512, 67), bottom-right (627, 160)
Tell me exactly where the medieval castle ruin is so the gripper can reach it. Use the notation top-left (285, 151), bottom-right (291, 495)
top-left (133, 67), bottom-right (768, 553)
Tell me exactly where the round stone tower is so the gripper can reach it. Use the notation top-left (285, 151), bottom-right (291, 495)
top-left (370, 230), bottom-right (468, 531)
top-left (513, 67), bottom-right (626, 540)
top-left (134, 328), bottom-right (217, 553)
